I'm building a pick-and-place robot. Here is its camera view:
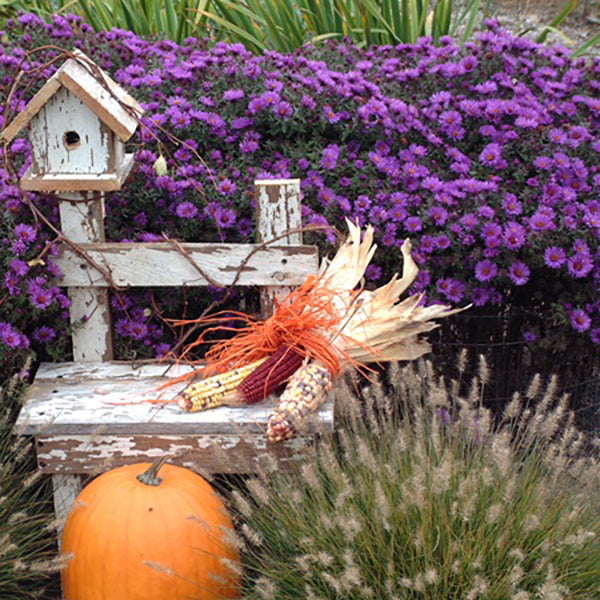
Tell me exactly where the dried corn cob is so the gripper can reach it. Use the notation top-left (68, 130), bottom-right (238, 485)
top-left (231, 345), bottom-right (304, 405)
top-left (266, 360), bottom-right (332, 443)
top-left (178, 357), bottom-right (267, 412)
top-left (178, 346), bottom-right (305, 412)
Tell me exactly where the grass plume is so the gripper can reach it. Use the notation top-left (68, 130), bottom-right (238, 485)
top-left (234, 357), bottom-right (599, 599)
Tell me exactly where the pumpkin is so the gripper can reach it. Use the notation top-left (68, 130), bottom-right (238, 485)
top-left (60, 458), bottom-right (240, 600)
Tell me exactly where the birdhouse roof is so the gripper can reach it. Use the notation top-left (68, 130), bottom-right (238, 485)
top-left (0, 51), bottom-right (144, 144)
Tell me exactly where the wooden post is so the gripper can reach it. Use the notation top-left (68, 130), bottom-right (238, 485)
top-left (255, 179), bottom-right (302, 316)
top-left (58, 191), bottom-right (113, 362)
top-left (56, 191), bottom-right (109, 557)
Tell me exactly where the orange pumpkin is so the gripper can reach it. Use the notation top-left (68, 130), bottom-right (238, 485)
top-left (60, 458), bottom-right (240, 600)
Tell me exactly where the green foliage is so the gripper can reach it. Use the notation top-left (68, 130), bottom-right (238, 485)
top-left (74, 0), bottom-right (212, 43)
top-left (0, 362), bottom-right (59, 599)
top-left (203, 0), bottom-right (482, 52)
top-left (234, 358), bottom-right (600, 599)
top-left (0, 0), bottom-right (74, 21)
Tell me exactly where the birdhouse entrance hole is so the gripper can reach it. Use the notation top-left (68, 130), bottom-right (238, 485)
top-left (63, 130), bottom-right (81, 150)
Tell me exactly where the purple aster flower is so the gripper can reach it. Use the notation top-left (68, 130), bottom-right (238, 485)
top-left (357, 98), bottom-right (388, 126)
top-left (355, 195), bottom-right (371, 212)
top-left (301, 95), bottom-right (317, 110)
top-left (247, 97), bottom-right (265, 114)
top-left (223, 88), bottom-right (245, 102)
top-left (439, 110), bottom-right (462, 130)
top-left (240, 132), bottom-right (260, 153)
top-left (548, 128), bottom-right (567, 144)
top-left (460, 213), bottom-right (478, 230)
top-left (365, 264), bottom-right (382, 281)
top-left (260, 91), bottom-right (280, 107)
top-left (544, 246), bottom-right (566, 268)
top-left (129, 321), bottom-right (149, 341)
top-left (479, 142), bottom-right (504, 168)
top-left (480, 222), bottom-right (502, 242)
top-left (27, 278), bottom-right (54, 309)
top-left (238, 218), bottom-right (253, 237)
top-left (0, 323), bottom-right (28, 350)
top-left (529, 210), bottom-right (555, 231)
top-left (14, 223), bottom-right (36, 245)
top-left (435, 235), bottom-right (451, 250)
top-left (471, 287), bottom-right (490, 306)
top-left (214, 206), bottom-right (237, 229)
top-left (570, 309), bottom-right (591, 332)
top-left (320, 144), bottom-right (340, 170)
top-left (404, 216), bottom-right (423, 233)
top-left (446, 280), bottom-right (466, 302)
top-left (436, 278), bottom-right (452, 296)
top-left (475, 259), bottom-right (498, 282)
top-left (568, 125), bottom-right (591, 148)
top-left (10, 259), bottom-right (28, 277)
top-left (503, 221), bottom-right (526, 249)
top-left (534, 156), bottom-right (553, 170)
top-left (218, 178), bottom-right (237, 196)
top-left (590, 328), bottom-right (600, 345)
top-left (508, 261), bottom-right (530, 286)
top-left (502, 194), bottom-right (522, 216)
top-left (567, 254), bottom-right (593, 278)
top-left (175, 202), bottom-right (198, 219)
top-left (318, 188), bottom-right (336, 208)
top-left (523, 331), bottom-right (537, 343)
top-left (274, 101), bottom-right (293, 120)
top-left (33, 325), bottom-right (56, 343)
top-left (572, 239), bottom-right (590, 255)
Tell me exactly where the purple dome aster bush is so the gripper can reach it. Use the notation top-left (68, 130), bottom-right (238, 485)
top-left (1, 15), bottom-right (599, 395)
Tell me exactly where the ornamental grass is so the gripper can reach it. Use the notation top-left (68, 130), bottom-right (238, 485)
top-left (0, 363), bottom-right (62, 599)
top-left (233, 356), bottom-right (599, 599)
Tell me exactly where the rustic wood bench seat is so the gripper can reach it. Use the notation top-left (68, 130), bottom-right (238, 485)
top-left (13, 178), bottom-right (334, 538)
top-left (17, 361), bottom-right (333, 474)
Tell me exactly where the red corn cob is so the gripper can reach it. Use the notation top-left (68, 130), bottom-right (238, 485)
top-left (230, 344), bottom-right (304, 405)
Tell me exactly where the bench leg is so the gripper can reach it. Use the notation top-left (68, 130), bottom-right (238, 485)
top-left (52, 474), bottom-right (82, 552)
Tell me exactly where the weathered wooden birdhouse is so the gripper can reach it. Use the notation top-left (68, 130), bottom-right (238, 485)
top-left (0, 51), bottom-right (144, 192)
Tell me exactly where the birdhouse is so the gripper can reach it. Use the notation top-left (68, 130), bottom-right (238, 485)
top-left (0, 51), bottom-right (144, 192)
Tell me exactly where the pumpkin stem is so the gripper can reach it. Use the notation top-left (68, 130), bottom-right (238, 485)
top-left (137, 456), bottom-right (169, 487)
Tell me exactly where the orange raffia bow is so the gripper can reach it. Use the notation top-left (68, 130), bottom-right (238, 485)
top-left (172, 274), bottom-right (354, 378)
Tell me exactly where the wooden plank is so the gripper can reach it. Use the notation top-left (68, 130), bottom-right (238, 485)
top-left (32, 361), bottom-right (196, 381)
top-left (58, 195), bottom-right (112, 361)
top-left (0, 73), bottom-right (62, 143)
top-left (52, 474), bottom-right (82, 550)
top-left (37, 434), bottom-right (315, 474)
top-left (15, 362), bottom-right (335, 436)
top-left (54, 242), bottom-right (318, 287)
top-left (255, 178), bottom-right (302, 245)
top-left (20, 153), bottom-right (135, 191)
top-left (255, 179), bottom-right (304, 314)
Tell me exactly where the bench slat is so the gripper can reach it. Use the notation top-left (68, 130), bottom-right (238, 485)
top-left (16, 362), bottom-right (334, 437)
top-left (36, 433), bottom-right (315, 474)
top-left (56, 242), bottom-right (318, 287)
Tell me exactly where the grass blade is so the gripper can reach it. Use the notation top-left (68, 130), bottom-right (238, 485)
top-left (536, 0), bottom-right (577, 43)
top-left (571, 31), bottom-right (600, 58)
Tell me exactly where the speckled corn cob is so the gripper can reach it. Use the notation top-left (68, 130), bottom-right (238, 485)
top-left (178, 357), bottom-right (267, 412)
top-left (266, 360), bottom-right (332, 443)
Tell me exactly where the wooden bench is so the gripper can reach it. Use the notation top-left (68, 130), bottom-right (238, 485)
top-left (14, 178), bottom-right (334, 532)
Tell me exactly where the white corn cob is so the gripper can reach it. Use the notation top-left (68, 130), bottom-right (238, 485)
top-left (266, 360), bottom-right (332, 443)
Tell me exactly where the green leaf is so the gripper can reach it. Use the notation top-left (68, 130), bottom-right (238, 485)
top-left (571, 31), bottom-right (600, 58)
top-left (536, 0), bottom-right (577, 43)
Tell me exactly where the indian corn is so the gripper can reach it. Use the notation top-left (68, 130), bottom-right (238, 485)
top-left (266, 360), bottom-right (332, 443)
top-left (178, 357), bottom-right (267, 412)
top-left (234, 345), bottom-right (304, 404)
top-left (178, 345), bottom-right (304, 411)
